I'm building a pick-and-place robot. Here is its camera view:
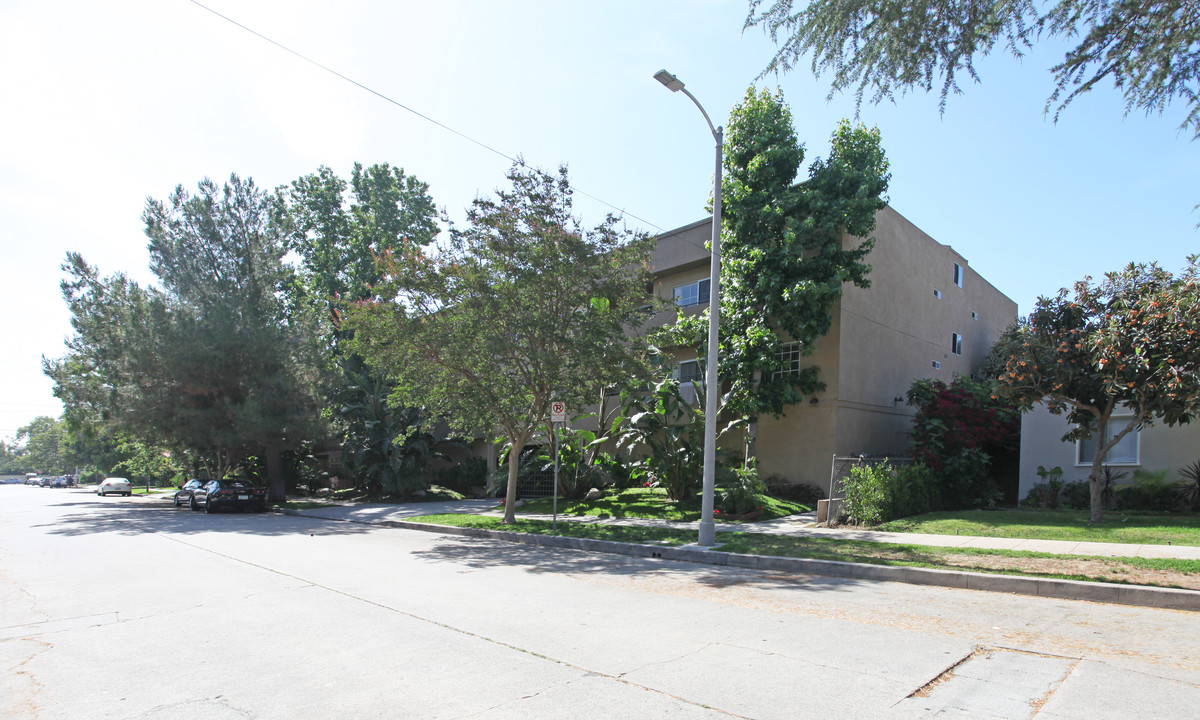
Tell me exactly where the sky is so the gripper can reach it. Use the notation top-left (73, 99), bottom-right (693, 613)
top-left (2, 0), bottom-right (1197, 443)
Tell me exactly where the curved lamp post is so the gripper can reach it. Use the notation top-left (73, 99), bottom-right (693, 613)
top-left (653, 69), bottom-right (721, 547)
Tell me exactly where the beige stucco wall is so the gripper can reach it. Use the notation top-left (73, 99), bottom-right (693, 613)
top-left (1019, 403), bottom-right (1200, 498)
top-left (644, 205), bottom-right (1018, 491)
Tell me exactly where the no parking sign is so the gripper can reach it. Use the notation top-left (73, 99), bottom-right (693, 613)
top-left (550, 401), bottom-right (566, 423)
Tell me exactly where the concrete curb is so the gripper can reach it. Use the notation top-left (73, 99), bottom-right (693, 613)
top-left (277, 508), bottom-right (1200, 612)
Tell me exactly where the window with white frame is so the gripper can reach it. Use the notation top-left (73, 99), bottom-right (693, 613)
top-left (932, 360), bottom-right (941, 370)
top-left (676, 360), bottom-right (703, 384)
top-left (953, 263), bottom-right (963, 287)
top-left (1077, 418), bottom-right (1140, 465)
top-left (774, 341), bottom-right (803, 379)
top-left (951, 332), bottom-right (962, 355)
top-left (933, 288), bottom-right (942, 299)
top-left (673, 278), bottom-right (710, 307)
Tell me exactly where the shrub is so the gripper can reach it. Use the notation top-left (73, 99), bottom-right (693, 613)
top-left (1177, 460), bottom-right (1200, 511)
top-left (1119, 469), bottom-right (1177, 511)
top-left (1021, 480), bottom-right (1063, 508)
top-left (716, 463), bottom-right (767, 515)
top-left (842, 462), bottom-right (893, 526)
top-left (1058, 481), bottom-right (1091, 510)
top-left (890, 463), bottom-right (939, 518)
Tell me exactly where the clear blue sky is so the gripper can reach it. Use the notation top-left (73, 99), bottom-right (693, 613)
top-left (2, 0), bottom-right (1196, 442)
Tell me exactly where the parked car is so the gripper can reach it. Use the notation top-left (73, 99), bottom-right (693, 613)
top-left (173, 479), bottom-right (209, 507)
top-left (25, 476), bottom-right (41, 486)
top-left (191, 479), bottom-right (267, 513)
top-left (51, 476), bottom-right (69, 488)
top-left (95, 477), bottom-right (133, 497)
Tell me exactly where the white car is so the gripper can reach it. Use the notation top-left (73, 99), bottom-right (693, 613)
top-left (95, 477), bottom-right (133, 497)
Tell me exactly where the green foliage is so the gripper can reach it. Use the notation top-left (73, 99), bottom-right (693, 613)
top-left (45, 175), bottom-right (327, 500)
top-left (615, 378), bottom-right (717, 501)
top-left (842, 461), bottom-right (940, 525)
top-left (745, 1), bottom-right (1200, 145)
top-left (1177, 459), bottom-right (1200, 511)
top-left (345, 162), bottom-right (656, 521)
top-left (1058, 481), bottom-right (1091, 510)
top-left (660, 90), bottom-right (889, 427)
top-left (14, 416), bottom-right (66, 474)
top-left (993, 257), bottom-right (1200, 521)
top-left (1119, 469), bottom-right (1178, 511)
top-left (433, 457), bottom-right (489, 495)
top-left (842, 462), bottom-right (892, 525)
top-left (906, 376), bottom-right (1018, 509)
top-left (765, 476), bottom-right (824, 506)
top-left (716, 462), bottom-right (768, 515)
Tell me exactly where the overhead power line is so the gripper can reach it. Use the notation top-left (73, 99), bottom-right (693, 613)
top-left (187, 0), bottom-right (677, 236)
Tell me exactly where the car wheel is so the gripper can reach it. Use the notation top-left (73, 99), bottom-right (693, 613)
top-left (205, 498), bottom-right (215, 514)
top-left (174, 495), bottom-right (181, 507)
top-left (190, 496), bottom-right (198, 511)
top-left (100, 489), bottom-right (106, 497)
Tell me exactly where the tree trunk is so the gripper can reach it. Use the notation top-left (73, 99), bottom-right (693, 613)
top-left (1088, 415), bottom-right (1109, 523)
top-left (745, 368), bottom-right (761, 468)
top-left (265, 444), bottom-right (286, 503)
top-left (503, 439), bottom-right (522, 524)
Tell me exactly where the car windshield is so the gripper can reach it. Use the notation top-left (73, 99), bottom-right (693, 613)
top-left (223, 481), bottom-right (254, 489)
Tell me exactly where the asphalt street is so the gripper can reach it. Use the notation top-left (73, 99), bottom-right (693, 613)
top-left (2, 487), bottom-right (1197, 719)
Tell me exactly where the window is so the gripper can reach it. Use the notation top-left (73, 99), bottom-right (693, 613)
top-left (951, 333), bottom-right (962, 355)
top-left (1077, 418), bottom-right (1140, 465)
top-left (774, 342), bottom-right (803, 379)
top-left (971, 311), bottom-right (978, 320)
top-left (673, 278), bottom-right (710, 307)
top-left (932, 360), bottom-right (941, 370)
top-left (953, 263), bottom-right (963, 287)
top-left (933, 289), bottom-right (942, 299)
top-left (676, 360), bottom-right (703, 384)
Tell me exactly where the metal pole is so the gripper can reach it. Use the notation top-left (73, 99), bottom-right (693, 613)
top-left (697, 126), bottom-right (722, 547)
top-left (654, 70), bottom-right (723, 548)
top-left (553, 422), bottom-right (560, 531)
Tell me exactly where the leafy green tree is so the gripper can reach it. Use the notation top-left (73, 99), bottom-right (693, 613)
top-left (345, 163), bottom-right (655, 522)
top-left (46, 175), bottom-right (325, 500)
top-left (279, 163), bottom-right (441, 492)
top-left (993, 257), bottom-right (1200, 521)
top-left (662, 89), bottom-right (889, 459)
top-left (15, 416), bottom-right (66, 474)
top-left (746, 1), bottom-right (1200, 143)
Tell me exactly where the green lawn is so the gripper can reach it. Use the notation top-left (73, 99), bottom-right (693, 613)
top-left (409, 514), bottom-right (1200, 589)
top-left (413, 513), bottom-right (697, 545)
top-left (515, 487), bottom-right (810, 522)
top-left (874, 509), bottom-right (1200, 546)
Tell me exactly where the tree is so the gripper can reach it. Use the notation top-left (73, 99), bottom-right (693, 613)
top-left (345, 163), bottom-right (655, 523)
top-left (278, 163), bottom-right (441, 493)
top-left (45, 175), bottom-right (325, 500)
top-left (745, 1), bottom-right (1200, 142)
top-left (992, 257), bottom-right (1200, 521)
top-left (15, 416), bottom-right (66, 474)
top-left (662, 88), bottom-right (889, 459)
top-left (906, 376), bottom-right (1020, 507)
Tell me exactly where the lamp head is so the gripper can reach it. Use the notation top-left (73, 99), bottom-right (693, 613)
top-left (653, 69), bottom-right (685, 92)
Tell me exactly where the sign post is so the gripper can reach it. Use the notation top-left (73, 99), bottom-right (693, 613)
top-left (550, 402), bottom-right (566, 529)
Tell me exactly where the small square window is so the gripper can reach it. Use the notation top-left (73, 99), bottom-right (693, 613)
top-left (932, 360), bottom-right (941, 370)
top-left (952, 332), bottom-right (962, 356)
top-left (933, 289), bottom-right (942, 299)
top-left (971, 311), bottom-right (978, 320)
top-left (953, 263), bottom-right (963, 288)
top-left (773, 342), bottom-right (803, 379)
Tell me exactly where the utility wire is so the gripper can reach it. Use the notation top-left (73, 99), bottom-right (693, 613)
top-left (187, 0), bottom-right (686, 238)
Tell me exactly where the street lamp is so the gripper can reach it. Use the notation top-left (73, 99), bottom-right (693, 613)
top-left (653, 68), bottom-right (721, 547)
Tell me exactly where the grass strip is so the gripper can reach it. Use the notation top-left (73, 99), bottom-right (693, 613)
top-left (516, 487), bottom-right (810, 522)
top-left (412, 514), bottom-right (1200, 589)
top-left (875, 509), bottom-right (1200, 546)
